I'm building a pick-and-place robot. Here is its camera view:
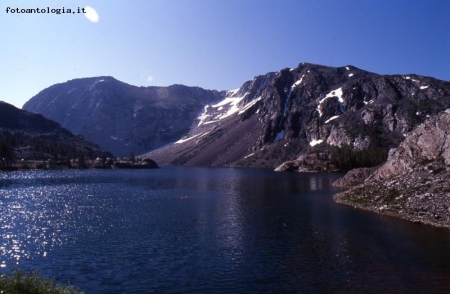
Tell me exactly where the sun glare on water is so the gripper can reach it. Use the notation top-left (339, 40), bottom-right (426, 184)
top-left (84, 6), bottom-right (99, 23)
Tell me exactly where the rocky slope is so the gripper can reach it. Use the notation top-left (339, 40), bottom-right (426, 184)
top-left (0, 101), bottom-right (111, 161)
top-left (334, 109), bottom-right (450, 228)
top-left (143, 63), bottom-right (450, 169)
top-left (23, 77), bottom-right (224, 156)
top-left (331, 167), bottom-right (377, 188)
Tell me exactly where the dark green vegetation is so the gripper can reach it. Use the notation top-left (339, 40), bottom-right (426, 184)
top-left (0, 101), bottom-right (112, 169)
top-left (316, 144), bottom-right (388, 172)
top-left (0, 271), bottom-right (83, 294)
top-left (112, 158), bottom-right (159, 169)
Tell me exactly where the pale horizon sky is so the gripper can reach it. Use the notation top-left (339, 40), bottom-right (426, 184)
top-left (1, 0), bottom-right (449, 108)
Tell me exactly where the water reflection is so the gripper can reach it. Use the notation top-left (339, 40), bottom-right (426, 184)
top-left (0, 170), bottom-right (121, 270)
top-left (1, 168), bottom-right (450, 293)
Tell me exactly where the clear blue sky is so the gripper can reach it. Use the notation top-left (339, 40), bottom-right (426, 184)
top-left (1, 0), bottom-right (449, 108)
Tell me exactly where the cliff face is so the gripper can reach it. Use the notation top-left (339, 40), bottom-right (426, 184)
top-left (144, 63), bottom-right (450, 169)
top-left (335, 109), bottom-right (450, 228)
top-left (0, 101), bottom-right (111, 160)
top-left (23, 77), bottom-right (224, 156)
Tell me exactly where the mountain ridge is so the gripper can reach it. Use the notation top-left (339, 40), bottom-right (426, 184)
top-left (18, 62), bottom-right (450, 228)
top-left (23, 77), bottom-right (225, 156)
top-left (22, 62), bottom-right (450, 171)
top-left (0, 101), bottom-right (111, 163)
top-left (142, 62), bottom-right (450, 170)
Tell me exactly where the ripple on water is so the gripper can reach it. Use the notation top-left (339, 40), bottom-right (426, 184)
top-left (1, 168), bottom-right (450, 293)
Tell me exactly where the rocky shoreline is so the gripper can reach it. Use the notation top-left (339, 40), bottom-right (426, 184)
top-left (333, 109), bottom-right (450, 229)
top-left (334, 173), bottom-right (450, 229)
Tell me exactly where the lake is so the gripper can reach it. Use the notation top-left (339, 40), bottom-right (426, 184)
top-left (1, 166), bottom-right (450, 293)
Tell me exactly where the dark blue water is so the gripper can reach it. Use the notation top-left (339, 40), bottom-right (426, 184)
top-left (1, 166), bottom-right (450, 293)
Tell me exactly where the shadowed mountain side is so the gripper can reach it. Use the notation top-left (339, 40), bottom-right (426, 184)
top-left (23, 77), bottom-right (225, 156)
top-left (0, 101), bottom-right (111, 162)
top-left (147, 115), bottom-right (263, 166)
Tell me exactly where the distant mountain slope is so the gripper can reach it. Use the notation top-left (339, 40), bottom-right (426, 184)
top-left (23, 77), bottom-right (225, 157)
top-left (0, 101), bottom-right (111, 161)
top-left (334, 109), bottom-right (450, 228)
top-left (143, 63), bottom-right (450, 170)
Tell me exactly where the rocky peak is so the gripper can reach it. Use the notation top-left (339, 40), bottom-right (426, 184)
top-left (146, 63), bottom-right (450, 169)
top-left (23, 78), bottom-right (225, 156)
top-left (23, 63), bottom-right (450, 169)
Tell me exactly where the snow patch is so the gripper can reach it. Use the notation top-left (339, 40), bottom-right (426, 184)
top-left (110, 136), bottom-right (119, 140)
top-left (196, 92), bottom-right (249, 126)
top-left (310, 139), bottom-right (323, 147)
top-left (292, 75), bottom-right (305, 88)
top-left (348, 73), bottom-right (354, 77)
top-left (404, 76), bottom-right (411, 80)
top-left (212, 97), bottom-right (237, 108)
top-left (274, 130), bottom-right (284, 142)
top-left (227, 88), bottom-right (240, 96)
top-left (243, 152), bottom-right (255, 159)
top-left (199, 132), bottom-right (210, 139)
top-left (325, 115), bottom-right (339, 124)
top-left (283, 75), bottom-right (305, 116)
top-left (175, 133), bottom-right (203, 144)
top-left (197, 105), bottom-right (211, 126)
top-left (420, 85), bottom-right (429, 90)
top-left (346, 67), bottom-right (350, 70)
top-left (195, 131), bottom-right (211, 143)
top-left (317, 87), bottom-right (345, 117)
top-left (215, 95), bottom-right (247, 119)
top-left (238, 97), bottom-right (262, 115)
top-left (203, 120), bottom-right (221, 125)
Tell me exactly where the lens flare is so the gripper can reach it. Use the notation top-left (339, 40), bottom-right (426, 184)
top-left (84, 6), bottom-right (99, 23)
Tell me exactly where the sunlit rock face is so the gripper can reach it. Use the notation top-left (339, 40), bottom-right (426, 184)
top-left (23, 77), bottom-right (224, 156)
top-left (144, 63), bottom-right (450, 170)
top-left (24, 63), bottom-right (450, 170)
top-left (334, 109), bottom-right (450, 228)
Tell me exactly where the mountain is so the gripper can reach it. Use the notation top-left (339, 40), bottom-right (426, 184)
top-left (23, 77), bottom-right (225, 157)
top-left (0, 101), bottom-right (111, 162)
top-left (143, 63), bottom-right (450, 170)
top-left (334, 109), bottom-right (450, 228)
top-left (22, 64), bottom-right (450, 170)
